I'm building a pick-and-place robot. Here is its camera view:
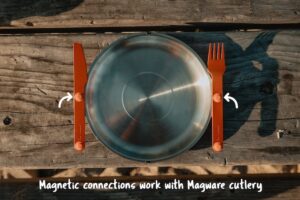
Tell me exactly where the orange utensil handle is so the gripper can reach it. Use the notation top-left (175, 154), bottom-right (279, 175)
top-left (211, 74), bottom-right (223, 152)
top-left (73, 43), bottom-right (87, 151)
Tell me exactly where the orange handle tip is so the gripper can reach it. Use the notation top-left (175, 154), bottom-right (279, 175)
top-left (213, 142), bottom-right (222, 152)
top-left (74, 142), bottom-right (84, 151)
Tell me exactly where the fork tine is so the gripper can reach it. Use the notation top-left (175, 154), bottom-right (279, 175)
top-left (221, 43), bottom-right (225, 60)
top-left (217, 43), bottom-right (221, 60)
top-left (213, 43), bottom-right (216, 60)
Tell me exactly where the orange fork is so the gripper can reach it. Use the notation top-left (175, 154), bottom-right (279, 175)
top-left (207, 43), bottom-right (226, 152)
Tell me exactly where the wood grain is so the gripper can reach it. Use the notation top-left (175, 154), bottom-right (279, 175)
top-left (0, 31), bottom-right (299, 168)
top-left (0, 0), bottom-right (299, 29)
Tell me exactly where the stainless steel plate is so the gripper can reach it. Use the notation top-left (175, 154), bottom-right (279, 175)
top-left (86, 33), bottom-right (212, 161)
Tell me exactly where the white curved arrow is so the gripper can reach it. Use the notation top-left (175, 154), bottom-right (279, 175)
top-left (224, 92), bottom-right (238, 109)
top-left (58, 92), bottom-right (73, 108)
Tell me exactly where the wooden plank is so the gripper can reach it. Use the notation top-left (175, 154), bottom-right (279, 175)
top-left (0, 31), bottom-right (299, 168)
top-left (1, 174), bottom-right (300, 200)
top-left (0, 0), bottom-right (299, 29)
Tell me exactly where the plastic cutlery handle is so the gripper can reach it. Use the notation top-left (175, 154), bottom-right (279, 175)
top-left (211, 74), bottom-right (223, 152)
top-left (73, 43), bottom-right (87, 151)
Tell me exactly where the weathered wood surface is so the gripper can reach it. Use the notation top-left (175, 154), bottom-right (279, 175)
top-left (0, 0), bottom-right (299, 29)
top-left (1, 174), bottom-right (300, 200)
top-left (0, 31), bottom-right (299, 168)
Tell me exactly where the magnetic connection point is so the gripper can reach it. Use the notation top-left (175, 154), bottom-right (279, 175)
top-left (74, 142), bottom-right (83, 151)
top-left (213, 93), bottom-right (222, 103)
top-left (213, 142), bottom-right (222, 152)
top-left (74, 93), bottom-right (83, 102)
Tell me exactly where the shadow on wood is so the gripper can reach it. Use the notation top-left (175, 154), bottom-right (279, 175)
top-left (0, 0), bottom-right (83, 26)
top-left (167, 32), bottom-right (279, 149)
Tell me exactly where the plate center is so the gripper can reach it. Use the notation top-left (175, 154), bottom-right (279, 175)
top-left (122, 72), bottom-right (174, 123)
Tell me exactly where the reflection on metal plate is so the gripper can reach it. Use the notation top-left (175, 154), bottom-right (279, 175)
top-left (85, 33), bottom-right (212, 161)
